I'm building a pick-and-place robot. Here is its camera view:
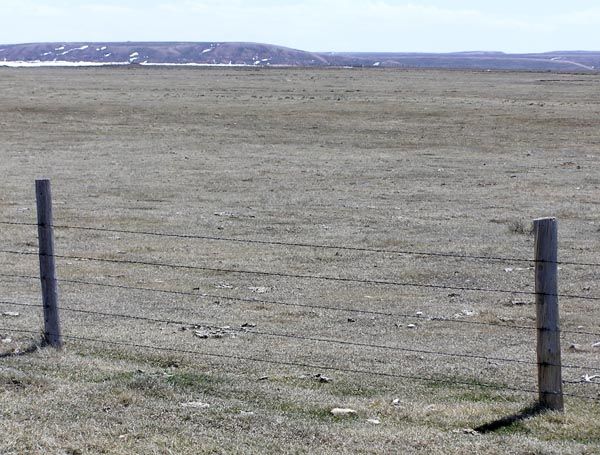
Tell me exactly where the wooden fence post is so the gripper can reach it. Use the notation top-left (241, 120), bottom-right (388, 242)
top-left (36, 179), bottom-right (62, 348)
top-left (534, 217), bottom-right (563, 411)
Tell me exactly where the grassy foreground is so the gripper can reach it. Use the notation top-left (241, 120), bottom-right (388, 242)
top-left (1, 340), bottom-right (599, 454)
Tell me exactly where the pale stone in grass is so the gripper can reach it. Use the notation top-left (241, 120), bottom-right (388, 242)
top-left (367, 418), bottom-right (381, 425)
top-left (453, 428), bottom-right (479, 435)
top-left (330, 408), bottom-right (357, 417)
top-left (248, 286), bottom-right (268, 293)
top-left (181, 401), bottom-right (210, 409)
top-left (194, 326), bottom-right (234, 339)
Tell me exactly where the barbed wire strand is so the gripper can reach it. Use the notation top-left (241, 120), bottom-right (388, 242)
top-left (2, 299), bottom-right (599, 374)
top-left (1, 273), bottom-right (599, 338)
top-left (0, 299), bottom-right (535, 367)
top-left (3, 248), bottom-right (600, 302)
top-left (2, 220), bottom-right (599, 268)
top-left (5, 326), bottom-right (597, 401)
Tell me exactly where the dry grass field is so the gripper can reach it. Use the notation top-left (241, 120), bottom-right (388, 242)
top-left (0, 67), bottom-right (599, 454)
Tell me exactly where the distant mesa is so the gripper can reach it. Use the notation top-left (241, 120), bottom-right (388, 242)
top-left (0, 42), bottom-right (598, 71)
top-left (0, 42), bottom-right (328, 68)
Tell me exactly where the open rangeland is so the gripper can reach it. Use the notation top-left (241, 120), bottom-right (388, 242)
top-left (0, 67), bottom-right (599, 454)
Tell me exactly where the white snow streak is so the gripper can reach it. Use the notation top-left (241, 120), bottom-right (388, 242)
top-left (139, 62), bottom-right (251, 67)
top-left (59, 45), bottom-right (90, 55)
top-left (0, 60), bottom-right (129, 67)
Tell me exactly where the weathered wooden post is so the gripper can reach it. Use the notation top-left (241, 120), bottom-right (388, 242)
top-left (534, 217), bottom-right (563, 411)
top-left (36, 179), bottom-right (62, 348)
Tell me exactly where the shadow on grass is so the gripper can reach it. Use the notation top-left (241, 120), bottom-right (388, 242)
top-left (0, 339), bottom-right (43, 358)
top-left (474, 403), bottom-right (546, 433)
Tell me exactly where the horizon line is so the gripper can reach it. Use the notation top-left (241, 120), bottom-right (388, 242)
top-left (1, 41), bottom-right (599, 55)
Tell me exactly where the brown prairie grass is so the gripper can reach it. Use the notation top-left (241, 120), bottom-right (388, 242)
top-left (0, 67), bottom-right (599, 453)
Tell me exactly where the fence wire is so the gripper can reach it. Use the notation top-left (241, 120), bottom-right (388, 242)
top-left (1, 273), bottom-right (599, 338)
top-left (1, 298), bottom-right (599, 374)
top-left (3, 327), bottom-right (598, 402)
top-left (2, 220), bottom-right (599, 267)
top-left (2, 248), bottom-right (600, 302)
top-left (1, 217), bottom-right (599, 407)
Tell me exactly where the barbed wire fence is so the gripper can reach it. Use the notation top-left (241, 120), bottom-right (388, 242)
top-left (0, 180), bottom-right (599, 413)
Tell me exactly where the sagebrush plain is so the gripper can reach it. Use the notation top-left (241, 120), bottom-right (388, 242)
top-left (0, 67), bottom-right (599, 454)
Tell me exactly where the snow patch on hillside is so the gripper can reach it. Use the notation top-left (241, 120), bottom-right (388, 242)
top-left (139, 62), bottom-right (253, 67)
top-left (0, 60), bottom-right (129, 67)
top-left (59, 45), bottom-right (90, 56)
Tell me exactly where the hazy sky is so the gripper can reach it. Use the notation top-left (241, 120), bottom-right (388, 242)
top-left (1, 0), bottom-right (599, 53)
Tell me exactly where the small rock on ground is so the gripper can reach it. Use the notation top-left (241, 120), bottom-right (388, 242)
top-left (331, 408), bottom-right (357, 417)
top-left (248, 286), bottom-right (268, 293)
top-left (452, 428), bottom-right (479, 435)
top-left (180, 401), bottom-right (210, 409)
top-left (193, 325), bottom-right (236, 339)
